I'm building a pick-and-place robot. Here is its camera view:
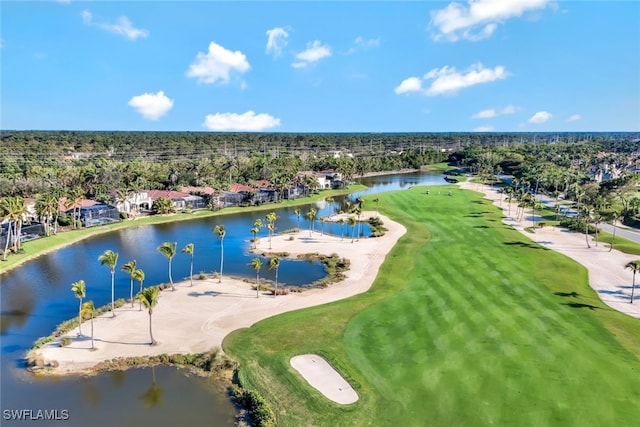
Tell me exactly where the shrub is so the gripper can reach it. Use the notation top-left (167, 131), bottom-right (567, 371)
top-left (59, 337), bottom-right (72, 347)
top-left (198, 272), bottom-right (208, 280)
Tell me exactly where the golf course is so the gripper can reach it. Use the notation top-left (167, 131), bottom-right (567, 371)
top-left (224, 184), bottom-right (640, 426)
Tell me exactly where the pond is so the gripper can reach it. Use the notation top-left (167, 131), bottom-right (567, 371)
top-left (0, 171), bottom-right (446, 426)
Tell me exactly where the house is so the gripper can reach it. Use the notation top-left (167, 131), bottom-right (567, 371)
top-left (107, 190), bottom-right (154, 215)
top-left (145, 190), bottom-right (206, 211)
top-left (220, 184), bottom-right (255, 207)
top-left (71, 204), bottom-right (121, 228)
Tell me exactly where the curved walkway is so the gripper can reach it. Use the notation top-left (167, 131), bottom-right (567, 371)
top-left (459, 181), bottom-right (640, 319)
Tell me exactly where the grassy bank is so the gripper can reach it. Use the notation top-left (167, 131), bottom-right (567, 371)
top-left (224, 185), bottom-right (640, 426)
top-left (0, 185), bottom-right (366, 274)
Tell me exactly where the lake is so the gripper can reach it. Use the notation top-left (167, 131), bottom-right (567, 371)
top-left (0, 171), bottom-right (447, 426)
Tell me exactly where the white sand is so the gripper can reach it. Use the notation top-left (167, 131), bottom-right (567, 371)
top-left (290, 354), bottom-right (358, 404)
top-left (35, 212), bottom-right (407, 374)
top-left (459, 181), bottom-right (640, 319)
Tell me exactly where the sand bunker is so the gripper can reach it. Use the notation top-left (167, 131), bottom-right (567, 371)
top-left (290, 354), bottom-right (359, 404)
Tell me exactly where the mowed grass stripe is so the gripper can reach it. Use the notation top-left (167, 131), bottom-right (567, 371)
top-left (224, 185), bottom-right (640, 426)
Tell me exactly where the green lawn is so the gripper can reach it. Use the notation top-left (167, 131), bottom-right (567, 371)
top-left (224, 185), bottom-right (640, 427)
top-left (0, 185), bottom-right (366, 273)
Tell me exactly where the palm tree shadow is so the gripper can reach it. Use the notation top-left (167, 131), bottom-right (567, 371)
top-left (94, 338), bottom-right (148, 346)
top-left (555, 291), bottom-right (579, 298)
top-left (504, 241), bottom-right (549, 250)
top-left (562, 302), bottom-right (599, 310)
top-left (187, 290), bottom-right (253, 298)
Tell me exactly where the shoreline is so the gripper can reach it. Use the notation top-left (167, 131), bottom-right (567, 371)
top-left (31, 211), bottom-right (407, 375)
top-left (458, 180), bottom-right (640, 319)
top-left (0, 185), bottom-right (366, 276)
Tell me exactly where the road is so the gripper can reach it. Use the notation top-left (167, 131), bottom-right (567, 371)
top-left (534, 194), bottom-right (640, 244)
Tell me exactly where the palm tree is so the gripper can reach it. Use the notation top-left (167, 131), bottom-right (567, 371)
top-left (347, 216), bottom-right (357, 243)
top-left (213, 225), bottom-right (226, 283)
top-left (338, 218), bottom-right (345, 240)
top-left (319, 216), bottom-right (327, 235)
top-left (157, 242), bottom-right (177, 291)
top-left (265, 211), bottom-right (277, 250)
top-left (98, 250), bottom-right (119, 317)
top-left (625, 260), bottom-right (640, 304)
top-left (268, 256), bottom-right (280, 297)
top-left (250, 227), bottom-right (259, 250)
top-left (326, 196), bottom-right (335, 214)
top-left (71, 280), bottom-right (86, 336)
top-left (137, 286), bottom-right (160, 345)
top-left (132, 268), bottom-right (145, 311)
top-left (182, 243), bottom-right (195, 286)
top-left (294, 208), bottom-right (301, 232)
top-left (249, 257), bottom-right (263, 298)
top-left (373, 197), bottom-right (380, 217)
top-left (80, 301), bottom-right (96, 351)
top-left (306, 208), bottom-right (317, 236)
top-left (607, 209), bottom-right (621, 252)
top-left (121, 260), bottom-right (137, 307)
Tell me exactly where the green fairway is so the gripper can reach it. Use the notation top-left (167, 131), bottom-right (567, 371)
top-left (224, 185), bottom-right (640, 427)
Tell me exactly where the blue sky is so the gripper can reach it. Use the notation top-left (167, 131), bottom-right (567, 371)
top-left (2, 1), bottom-right (639, 132)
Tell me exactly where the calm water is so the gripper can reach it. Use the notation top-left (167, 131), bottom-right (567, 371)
top-left (0, 171), bottom-right (445, 426)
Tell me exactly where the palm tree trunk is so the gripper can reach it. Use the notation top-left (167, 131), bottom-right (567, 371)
top-left (190, 256), bottom-right (194, 286)
top-left (139, 280), bottom-right (144, 311)
top-left (78, 299), bottom-right (83, 336)
top-left (219, 241), bottom-right (224, 283)
top-left (111, 272), bottom-right (116, 317)
top-left (585, 219), bottom-right (591, 248)
top-left (274, 268), bottom-right (278, 298)
top-left (168, 260), bottom-right (174, 291)
top-left (148, 310), bottom-right (157, 345)
top-left (256, 273), bottom-right (260, 298)
top-left (3, 222), bottom-right (11, 260)
top-left (632, 272), bottom-right (636, 304)
top-left (130, 279), bottom-right (134, 307)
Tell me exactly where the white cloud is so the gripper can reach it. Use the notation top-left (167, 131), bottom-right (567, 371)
top-left (266, 27), bottom-right (289, 58)
top-left (394, 77), bottom-right (423, 94)
top-left (431, 0), bottom-right (552, 41)
top-left (472, 104), bottom-right (517, 119)
top-left (346, 36), bottom-right (381, 54)
top-left (501, 105), bottom-right (517, 115)
top-left (567, 114), bottom-right (582, 122)
top-left (202, 111), bottom-right (281, 131)
top-left (396, 64), bottom-right (507, 96)
top-left (423, 63), bottom-right (508, 96)
top-left (128, 91), bottom-right (174, 120)
top-left (528, 111), bottom-right (552, 124)
top-left (186, 41), bottom-right (250, 84)
top-left (292, 40), bottom-right (331, 68)
top-left (472, 109), bottom-right (496, 119)
top-left (81, 10), bottom-right (148, 40)
top-left (474, 126), bottom-right (495, 132)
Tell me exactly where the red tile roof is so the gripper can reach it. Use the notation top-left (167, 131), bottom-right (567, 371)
top-left (228, 183), bottom-right (255, 193)
top-left (180, 186), bottom-right (216, 195)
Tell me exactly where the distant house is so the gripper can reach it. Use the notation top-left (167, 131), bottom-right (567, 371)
top-left (71, 204), bottom-right (120, 228)
top-left (108, 190), bottom-right (154, 215)
top-left (220, 184), bottom-right (254, 207)
top-left (146, 190), bottom-right (206, 211)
